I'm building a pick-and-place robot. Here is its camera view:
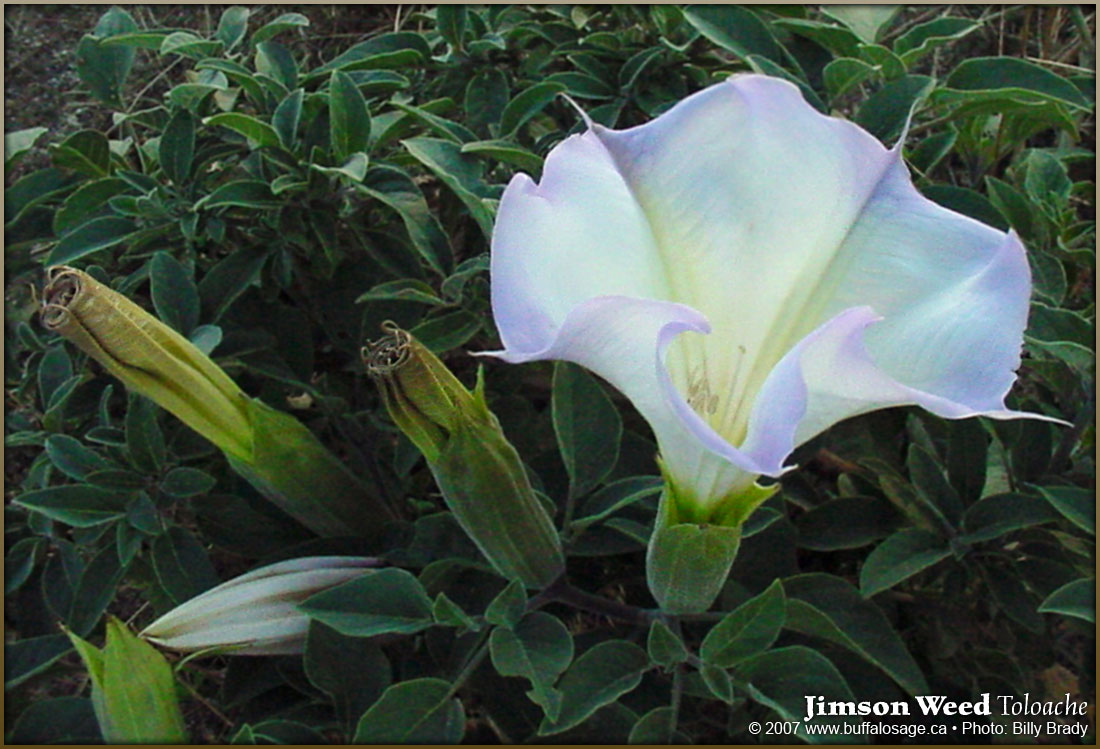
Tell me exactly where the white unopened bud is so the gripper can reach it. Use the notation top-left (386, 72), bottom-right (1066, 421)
top-left (141, 556), bottom-right (381, 655)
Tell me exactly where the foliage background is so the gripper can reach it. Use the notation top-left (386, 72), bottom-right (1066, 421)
top-left (4, 4), bottom-right (1095, 744)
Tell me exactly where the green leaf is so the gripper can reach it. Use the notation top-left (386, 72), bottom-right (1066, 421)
top-left (329, 70), bottom-right (370, 162)
top-left (47, 215), bottom-right (136, 265)
top-left (304, 622), bottom-right (392, 732)
top-left (646, 619), bottom-right (688, 668)
top-left (735, 646), bottom-right (858, 741)
top-left (10, 697), bottom-right (99, 744)
top-left (75, 7), bottom-right (138, 107)
top-left (310, 152), bottom-right (369, 182)
top-left (160, 32), bottom-right (223, 59)
top-left (155, 107), bottom-right (195, 185)
top-left (402, 137), bottom-right (494, 238)
top-left (907, 444), bottom-right (964, 527)
top-left (300, 568), bottom-right (433, 637)
top-left (5, 634), bottom-right (73, 690)
top-left (68, 546), bottom-right (126, 636)
top-left (354, 678), bottom-right (465, 743)
top-left (196, 179), bottom-right (279, 210)
top-left (159, 467), bottom-right (216, 498)
top-left (431, 592), bottom-right (479, 632)
top-left (700, 664), bottom-right (734, 703)
top-left (795, 496), bottom-right (900, 550)
top-left (15, 485), bottom-right (128, 527)
top-left (943, 57), bottom-right (1092, 110)
top-left (408, 311), bottom-right (482, 354)
top-left (538, 640), bottom-right (650, 735)
top-left (785, 573), bottom-right (928, 695)
top-left (1034, 485), bottom-right (1095, 535)
top-left (628, 706), bottom-right (688, 744)
top-left (51, 129), bottom-right (110, 177)
top-left (553, 362), bottom-right (623, 499)
top-left (856, 74), bottom-right (934, 141)
top-left (464, 70), bottom-right (509, 132)
top-left (53, 177), bottom-right (130, 236)
top-left (6, 538), bottom-right (45, 594)
top-left (251, 12), bottom-right (310, 45)
top-left (67, 618), bottom-right (187, 743)
top-left (821, 5), bottom-right (901, 44)
top-left (198, 247), bottom-right (270, 322)
top-left (1038, 578), bottom-right (1094, 623)
top-left (461, 139), bottom-right (543, 174)
top-left (959, 492), bottom-right (1061, 544)
top-left (204, 113), bottom-right (281, 148)
top-left (774, 19), bottom-right (861, 58)
top-left (823, 57), bottom-right (878, 99)
top-left (894, 17), bottom-right (978, 66)
top-left (922, 185), bottom-right (1009, 230)
top-left (500, 81), bottom-right (567, 136)
top-left (573, 476), bottom-right (662, 532)
top-left (619, 47), bottom-right (664, 91)
top-left (5, 126), bottom-right (48, 170)
top-left (700, 578), bottom-right (785, 667)
top-left (45, 434), bottom-right (112, 480)
top-left (356, 278), bottom-right (445, 306)
top-left (150, 251), bottom-right (200, 335)
top-left (309, 31), bottom-right (430, 78)
top-left (485, 579), bottom-right (527, 629)
top-left (215, 7), bottom-right (250, 51)
top-left (358, 165), bottom-right (453, 275)
top-left (151, 527), bottom-right (218, 606)
top-left (859, 528), bottom-right (951, 597)
top-left (683, 5), bottom-right (784, 64)
top-left (125, 395), bottom-right (165, 473)
top-left (436, 5), bottom-right (467, 51)
top-left (490, 611), bottom-right (574, 720)
top-left (947, 414), bottom-right (989, 504)
top-left (908, 130), bottom-right (957, 175)
top-left (272, 89), bottom-right (303, 149)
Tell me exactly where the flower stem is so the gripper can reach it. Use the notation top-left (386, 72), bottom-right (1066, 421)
top-left (536, 576), bottom-right (656, 626)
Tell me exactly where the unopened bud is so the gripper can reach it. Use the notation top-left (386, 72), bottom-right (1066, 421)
top-left (141, 556), bottom-right (381, 655)
top-left (365, 325), bottom-right (564, 588)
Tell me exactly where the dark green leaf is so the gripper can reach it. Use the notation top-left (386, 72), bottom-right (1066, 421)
top-left (795, 495), bottom-right (900, 550)
top-left (1035, 485), bottom-right (1094, 535)
top-left (538, 640), bottom-right (650, 735)
top-left (311, 32), bottom-right (431, 77)
top-left (251, 13), bottom-right (310, 45)
top-left (485, 579), bottom-right (527, 629)
top-left (151, 527), bottom-right (218, 606)
top-left (204, 113), bottom-right (281, 148)
top-left (856, 75), bottom-right (934, 141)
top-left (1038, 578), bottom-right (1094, 623)
top-left (300, 568), bottom-right (433, 637)
top-left (461, 139), bottom-right (543, 173)
top-left (860, 528), bottom-right (951, 597)
top-left (354, 678), bottom-right (465, 743)
top-left (196, 180), bottom-right (279, 210)
top-left (500, 81), bottom-right (567, 136)
top-left (68, 545), bottom-right (126, 635)
top-left (700, 578), bottom-right (785, 667)
top-left (150, 251), bottom-right (200, 335)
top-left (15, 484), bottom-right (128, 527)
top-left (960, 492), bottom-right (1061, 544)
top-left (893, 17), bottom-right (978, 64)
top-left (436, 5), bottom-right (466, 51)
top-left (159, 109), bottom-right (195, 184)
top-left (552, 362), bottom-right (622, 498)
top-left (159, 467), bottom-right (216, 498)
top-left (48, 216), bottom-right (136, 265)
top-left (10, 697), bottom-right (99, 743)
top-left (329, 70), bottom-right (370, 161)
top-left (51, 130), bottom-right (110, 177)
top-left (53, 177), bottom-right (130, 236)
top-left (823, 57), bottom-right (877, 99)
top-left (922, 185), bottom-right (1009, 230)
top-left (197, 246), bottom-right (270, 322)
top-left (402, 137), bottom-right (494, 238)
top-left (358, 166), bottom-right (453, 275)
top-left (822, 5), bottom-right (900, 43)
top-left (45, 434), bottom-right (111, 480)
top-left (464, 69), bottom-right (509, 133)
top-left (125, 395), bottom-right (165, 473)
top-left (272, 89), bottom-right (303, 149)
top-left (785, 573), bottom-right (928, 695)
top-left (304, 622), bottom-right (392, 731)
top-left (75, 7), bottom-right (138, 107)
top-left (683, 5), bottom-right (784, 63)
top-left (490, 611), bottom-right (574, 720)
top-left (944, 57), bottom-right (1091, 109)
top-left (646, 619), bottom-right (688, 668)
top-left (5, 634), bottom-right (73, 690)
top-left (215, 7), bottom-right (250, 51)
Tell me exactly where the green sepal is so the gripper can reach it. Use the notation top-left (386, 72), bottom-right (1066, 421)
top-left (228, 398), bottom-right (393, 538)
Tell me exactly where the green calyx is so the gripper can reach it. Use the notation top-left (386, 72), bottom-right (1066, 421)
top-left (646, 463), bottom-right (779, 614)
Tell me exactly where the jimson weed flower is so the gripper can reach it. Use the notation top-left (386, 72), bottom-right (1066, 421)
top-left (485, 74), bottom-right (1058, 612)
top-left (41, 266), bottom-right (394, 537)
top-left (366, 324), bottom-right (564, 588)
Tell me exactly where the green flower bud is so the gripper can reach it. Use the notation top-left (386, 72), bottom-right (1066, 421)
top-left (365, 325), bottom-right (564, 588)
top-left (42, 266), bottom-right (393, 537)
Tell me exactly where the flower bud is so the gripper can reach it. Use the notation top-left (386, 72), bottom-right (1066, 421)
top-left (141, 556), bottom-right (381, 655)
top-left (365, 325), bottom-right (564, 588)
top-left (41, 266), bottom-right (252, 459)
top-left (42, 266), bottom-right (393, 537)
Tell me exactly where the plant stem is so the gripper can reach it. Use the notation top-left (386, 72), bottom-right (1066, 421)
top-left (447, 627), bottom-right (494, 698)
top-left (536, 576), bottom-right (656, 626)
